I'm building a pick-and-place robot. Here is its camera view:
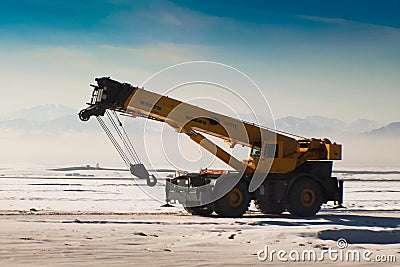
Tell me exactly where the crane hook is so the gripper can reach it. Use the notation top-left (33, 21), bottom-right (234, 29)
top-left (147, 175), bottom-right (157, 187)
top-left (130, 163), bottom-right (157, 187)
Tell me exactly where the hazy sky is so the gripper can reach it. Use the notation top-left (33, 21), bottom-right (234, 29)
top-left (1, 0), bottom-right (399, 123)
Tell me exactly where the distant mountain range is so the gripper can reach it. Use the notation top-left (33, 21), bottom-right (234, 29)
top-left (275, 116), bottom-right (399, 137)
top-left (0, 104), bottom-right (398, 137)
top-left (365, 122), bottom-right (400, 137)
top-left (275, 116), bottom-right (383, 136)
top-left (0, 104), bottom-right (99, 133)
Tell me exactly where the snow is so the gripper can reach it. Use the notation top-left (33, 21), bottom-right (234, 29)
top-left (0, 167), bottom-right (177, 213)
top-left (0, 167), bottom-right (399, 213)
top-left (0, 167), bottom-right (399, 266)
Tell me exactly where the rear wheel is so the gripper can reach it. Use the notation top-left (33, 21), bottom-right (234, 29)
top-left (287, 177), bottom-right (323, 217)
top-left (255, 198), bottom-right (286, 215)
top-left (214, 180), bottom-right (250, 217)
top-left (183, 205), bottom-right (214, 216)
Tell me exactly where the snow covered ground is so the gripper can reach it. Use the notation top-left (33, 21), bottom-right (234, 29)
top-left (0, 167), bottom-right (399, 213)
top-left (0, 167), bottom-right (399, 266)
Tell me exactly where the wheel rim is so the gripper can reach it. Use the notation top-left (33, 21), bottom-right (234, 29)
top-left (300, 188), bottom-right (315, 207)
top-left (227, 188), bottom-right (243, 207)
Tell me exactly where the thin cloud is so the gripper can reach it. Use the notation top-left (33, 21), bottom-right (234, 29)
top-left (297, 14), bottom-right (400, 32)
top-left (297, 15), bottom-right (348, 24)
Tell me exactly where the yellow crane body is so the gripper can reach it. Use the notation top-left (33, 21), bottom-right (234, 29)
top-left (79, 77), bottom-right (343, 217)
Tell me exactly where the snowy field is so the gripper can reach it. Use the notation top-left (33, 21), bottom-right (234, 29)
top-left (0, 167), bottom-right (399, 213)
top-left (0, 167), bottom-right (399, 266)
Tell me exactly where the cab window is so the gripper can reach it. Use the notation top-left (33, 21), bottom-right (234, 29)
top-left (251, 141), bottom-right (261, 157)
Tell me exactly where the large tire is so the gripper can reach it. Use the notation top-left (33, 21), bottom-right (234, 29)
top-left (183, 205), bottom-right (214, 216)
top-left (214, 180), bottom-right (250, 217)
top-left (287, 177), bottom-right (323, 217)
top-left (254, 198), bottom-right (286, 215)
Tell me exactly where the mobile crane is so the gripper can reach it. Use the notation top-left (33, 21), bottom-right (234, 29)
top-left (79, 77), bottom-right (343, 217)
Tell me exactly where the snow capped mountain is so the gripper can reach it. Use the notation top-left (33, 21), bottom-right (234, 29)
top-left (365, 122), bottom-right (400, 136)
top-left (274, 116), bottom-right (382, 136)
top-left (275, 116), bottom-right (317, 136)
top-left (0, 105), bottom-right (398, 167)
top-left (0, 105), bottom-right (397, 137)
top-left (0, 105), bottom-right (98, 133)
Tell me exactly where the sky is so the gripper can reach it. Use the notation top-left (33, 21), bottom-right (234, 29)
top-left (1, 0), bottom-right (399, 124)
top-left (0, 0), bottom-right (399, 168)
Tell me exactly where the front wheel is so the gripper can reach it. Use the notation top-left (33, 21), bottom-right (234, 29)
top-left (287, 177), bottom-right (323, 217)
top-left (213, 180), bottom-right (250, 217)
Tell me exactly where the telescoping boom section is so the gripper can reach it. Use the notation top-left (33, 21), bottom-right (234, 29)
top-left (79, 77), bottom-right (343, 217)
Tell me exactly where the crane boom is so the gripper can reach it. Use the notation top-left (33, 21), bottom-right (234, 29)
top-left (80, 77), bottom-right (341, 173)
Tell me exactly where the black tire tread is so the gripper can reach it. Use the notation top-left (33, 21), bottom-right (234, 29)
top-left (214, 180), bottom-right (250, 217)
top-left (287, 177), bottom-right (323, 217)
